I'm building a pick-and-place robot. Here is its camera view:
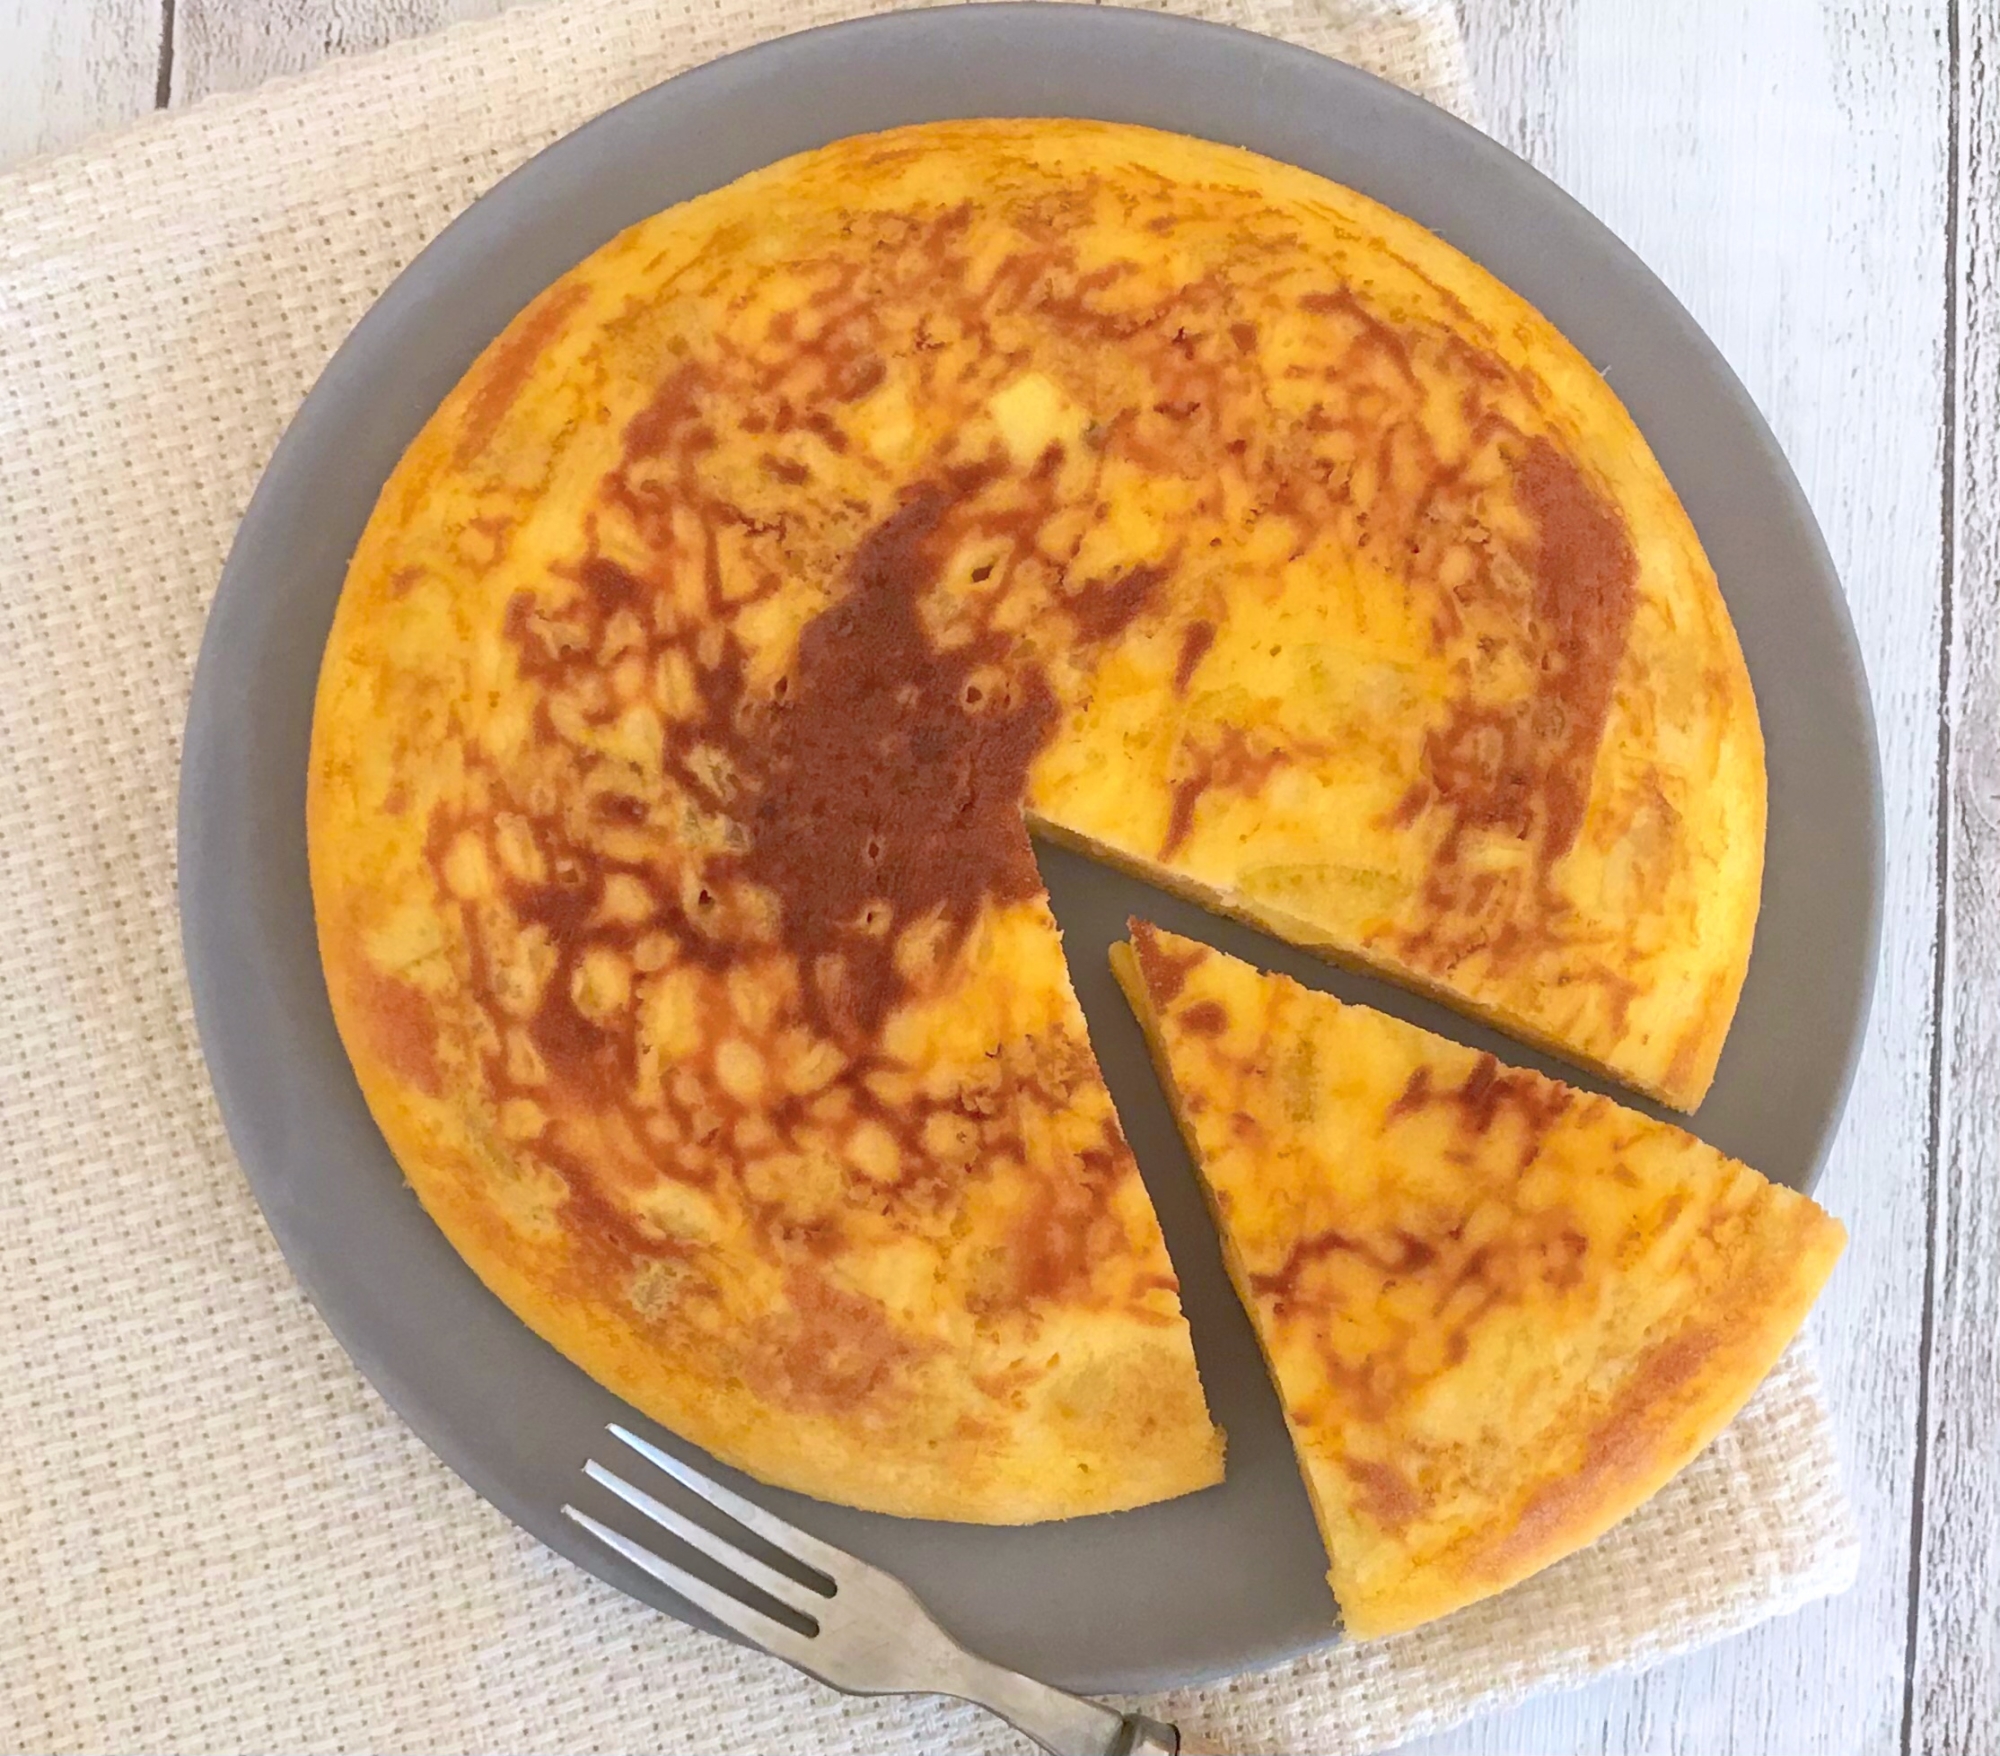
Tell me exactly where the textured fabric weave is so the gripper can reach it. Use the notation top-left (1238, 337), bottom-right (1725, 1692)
top-left (0, 1), bottom-right (1856, 1750)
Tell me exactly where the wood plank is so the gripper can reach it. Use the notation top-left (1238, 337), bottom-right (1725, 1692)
top-left (1404, 2), bottom-right (1951, 1748)
top-left (1912, 2), bottom-right (1999, 1749)
top-left (0, 0), bottom-right (164, 165)
top-left (166, 0), bottom-right (509, 103)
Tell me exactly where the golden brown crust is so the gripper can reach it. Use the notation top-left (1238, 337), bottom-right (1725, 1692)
top-left (310, 118), bottom-right (1764, 1521)
top-left (1116, 922), bottom-right (1843, 1636)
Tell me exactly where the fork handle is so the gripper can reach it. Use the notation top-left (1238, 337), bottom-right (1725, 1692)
top-left (1110, 1714), bottom-right (1184, 1754)
top-left (936, 1648), bottom-right (1180, 1754)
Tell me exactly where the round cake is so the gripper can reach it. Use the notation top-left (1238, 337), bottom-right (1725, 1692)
top-left (307, 119), bottom-right (1764, 1520)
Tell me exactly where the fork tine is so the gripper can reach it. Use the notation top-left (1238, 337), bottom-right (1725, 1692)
top-left (607, 1425), bottom-right (851, 1579)
top-left (561, 1505), bottom-right (820, 1667)
top-left (583, 1460), bottom-right (829, 1618)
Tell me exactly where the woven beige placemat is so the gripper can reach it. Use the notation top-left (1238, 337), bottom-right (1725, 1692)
top-left (0, 1), bottom-right (1856, 1751)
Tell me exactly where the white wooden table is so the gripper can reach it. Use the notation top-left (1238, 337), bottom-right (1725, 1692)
top-left (4, 2), bottom-right (1991, 1751)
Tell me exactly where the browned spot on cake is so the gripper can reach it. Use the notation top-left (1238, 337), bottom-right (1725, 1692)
top-left (1513, 436), bottom-right (1640, 864)
top-left (1130, 919), bottom-right (1207, 1005)
top-left (1481, 1328), bottom-right (1716, 1576)
top-left (1448, 1054), bottom-right (1575, 1158)
top-left (453, 281), bottom-right (590, 466)
top-left (1161, 776), bottom-right (1203, 861)
top-left (740, 469), bottom-right (1056, 1044)
top-left (1379, 1054), bottom-right (1575, 1169)
top-left (1240, 1045), bottom-right (1615, 1425)
top-left (1178, 999), bottom-right (1228, 1037)
top-left (352, 963), bottom-right (444, 1098)
top-left (1343, 1456), bottom-right (1427, 1529)
top-left (987, 1142), bottom-right (1129, 1313)
top-left (1161, 724), bottom-right (1290, 858)
top-left (746, 1268), bottom-right (927, 1416)
top-left (1394, 436), bottom-right (1638, 972)
top-left (1251, 1228), bottom-right (1437, 1320)
top-left (831, 354), bottom-right (887, 402)
top-left (1384, 1065), bottom-right (1433, 1124)
top-left (1067, 562), bottom-right (1167, 644)
top-left (540, 1136), bottom-right (693, 1271)
top-left (1400, 440), bottom-right (1632, 880)
top-left (1298, 287), bottom-right (1418, 383)
top-left (1172, 618), bottom-right (1216, 695)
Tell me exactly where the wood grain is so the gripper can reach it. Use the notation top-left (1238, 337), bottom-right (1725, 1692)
top-left (1411, 2), bottom-right (1952, 1748)
top-left (1912, 3), bottom-right (1999, 1750)
top-left (0, 0), bottom-right (163, 163)
top-left (167, 0), bottom-right (509, 103)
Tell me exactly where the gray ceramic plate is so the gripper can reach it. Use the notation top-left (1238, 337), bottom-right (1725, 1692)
top-left (179, 3), bottom-right (1882, 1695)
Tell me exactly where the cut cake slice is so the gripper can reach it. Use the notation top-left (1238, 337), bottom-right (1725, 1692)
top-left (1112, 920), bottom-right (1844, 1637)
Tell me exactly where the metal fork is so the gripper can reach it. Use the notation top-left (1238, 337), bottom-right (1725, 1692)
top-left (564, 1425), bottom-right (1183, 1755)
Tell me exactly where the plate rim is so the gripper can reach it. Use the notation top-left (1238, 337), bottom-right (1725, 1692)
top-left (178, 0), bottom-right (1884, 1695)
